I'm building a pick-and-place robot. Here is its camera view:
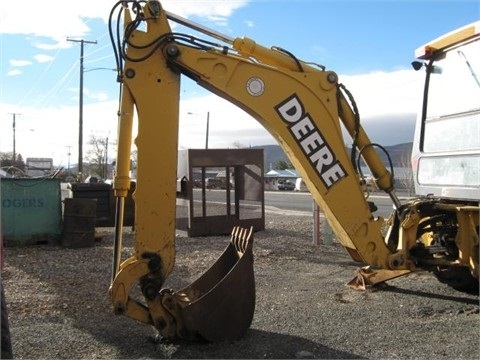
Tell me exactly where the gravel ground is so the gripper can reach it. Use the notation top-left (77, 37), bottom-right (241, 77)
top-left (2, 212), bottom-right (479, 359)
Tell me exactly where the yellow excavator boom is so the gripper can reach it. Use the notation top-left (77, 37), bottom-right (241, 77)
top-left (108, 0), bottom-right (479, 341)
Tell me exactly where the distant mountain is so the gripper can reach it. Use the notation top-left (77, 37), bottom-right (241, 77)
top-left (253, 142), bottom-right (413, 170)
top-left (346, 142), bottom-right (413, 168)
top-left (251, 145), bottom-right (290, 170)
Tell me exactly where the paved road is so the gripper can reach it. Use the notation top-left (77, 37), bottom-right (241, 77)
top-left (264, 190), bottom-right (404, 218)
top-left (196, 188), bottom-right (408, 219)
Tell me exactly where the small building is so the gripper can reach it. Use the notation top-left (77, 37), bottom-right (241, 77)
top-left (264, 168), bottom-right (299, 191)
top-left (26, 157), bottom-right (53, 177)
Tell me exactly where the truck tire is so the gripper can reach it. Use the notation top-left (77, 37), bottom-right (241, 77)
top-left (1, 282), bottom-right (13, 359)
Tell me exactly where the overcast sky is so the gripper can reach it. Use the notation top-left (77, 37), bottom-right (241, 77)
top-left (1, 0), bottom-right (479, 167)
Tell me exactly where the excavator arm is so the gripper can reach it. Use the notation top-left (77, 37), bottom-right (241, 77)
top-left (108, 0), bottom-right (478, 341)
top-left (162, 35), bottom-right (402, 265)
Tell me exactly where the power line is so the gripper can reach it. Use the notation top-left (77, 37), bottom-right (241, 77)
top-left (17, 34), bottom-right (112, 109)
top-left (31, 61), bottom-right (78, 108)
top-left (16, 46), bottom-right (63, 108)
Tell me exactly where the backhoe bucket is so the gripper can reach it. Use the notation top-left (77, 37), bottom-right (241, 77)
top-left (170, 226), bottom-right (255, 341)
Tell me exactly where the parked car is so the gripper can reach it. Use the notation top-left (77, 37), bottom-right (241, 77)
top-left (205, 177), bottom-right (227, 189)
top-left (277, 180), bottom-right (295, 190)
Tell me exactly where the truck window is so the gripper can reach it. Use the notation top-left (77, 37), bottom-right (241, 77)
top-left (423, 38), bottom-right (480, 153)
top-left (417, 37), bottom-right (480, 189)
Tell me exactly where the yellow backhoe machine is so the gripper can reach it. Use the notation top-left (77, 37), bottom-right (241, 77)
top-left (108, 0), bottom-right (479, 342)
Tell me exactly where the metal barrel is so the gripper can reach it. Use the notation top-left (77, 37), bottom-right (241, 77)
top-left (62, 198), bottom-right (97, 248)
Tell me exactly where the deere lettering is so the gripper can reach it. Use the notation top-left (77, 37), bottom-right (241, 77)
top-left (275, 94), bottom-right (346, 188)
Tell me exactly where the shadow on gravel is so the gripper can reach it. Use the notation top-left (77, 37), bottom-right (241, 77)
top-left (154, 328), bottom-right (365, 359)
top-left (61, 308), bottom-right (366, 360)
top-left (381, 284), bottom-right (479, 305)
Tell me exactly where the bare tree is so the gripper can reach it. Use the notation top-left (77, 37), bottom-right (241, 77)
top-left (130, 149), bottom-right (137, 178)
top-left (86, 135), bottom-right (108, 178)
top-left (230, 141), bottom-right (246, 149)
top-left (0, 151), bottom-right (26, 176)
top-left (274, 159), bottom-right (293, 170)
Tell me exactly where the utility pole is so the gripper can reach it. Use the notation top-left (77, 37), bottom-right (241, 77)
top-left (205, 111), bottom-right (210, 149)
top-left (187, 111), bottom-right (210, 149)
top-left (66, 145), bottom-right (72, 175)
top-left (67, 38), bottom-right (97, 177)
top-left (8, 113), bottom-right (21, 162)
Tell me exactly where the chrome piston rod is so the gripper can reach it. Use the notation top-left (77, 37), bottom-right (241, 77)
top-left (165, 10), bottom-right (234, 44)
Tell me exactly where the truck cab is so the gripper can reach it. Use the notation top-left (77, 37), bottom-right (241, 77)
top-left (411, 21), bottom-right (480, 200)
